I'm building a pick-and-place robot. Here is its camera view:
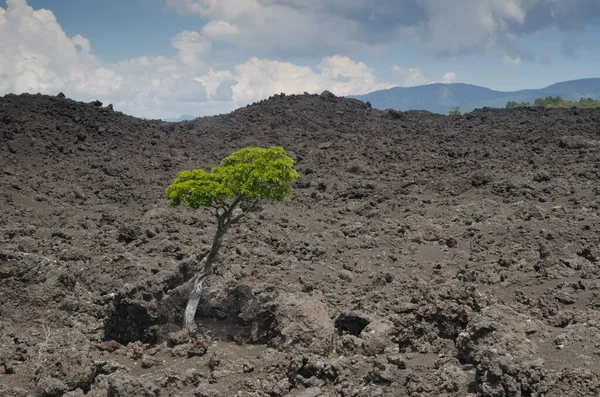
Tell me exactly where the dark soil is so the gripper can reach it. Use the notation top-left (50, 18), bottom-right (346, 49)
top-left (1, 91), bottom-right (600, 396)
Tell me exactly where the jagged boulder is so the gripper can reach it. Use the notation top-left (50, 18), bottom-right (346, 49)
top-left (240, 292), bottom-right (335, 355)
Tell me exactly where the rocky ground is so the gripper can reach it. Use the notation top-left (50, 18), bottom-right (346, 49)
top-left (1, 91), bottom-right (599, 396)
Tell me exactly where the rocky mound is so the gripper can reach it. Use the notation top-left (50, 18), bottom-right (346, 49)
top-left (1, 91), bottom-right (600, 396)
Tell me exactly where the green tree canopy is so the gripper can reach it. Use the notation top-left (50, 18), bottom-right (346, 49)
top-left (166, 146), bottom-right (298, 210)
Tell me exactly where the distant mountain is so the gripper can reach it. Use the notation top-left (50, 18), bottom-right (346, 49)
top-left (350, 78), bottom-right (600, 114)
top-left (163, 114), bottom-right (197, 122)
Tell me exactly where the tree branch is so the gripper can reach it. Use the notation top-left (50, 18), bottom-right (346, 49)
top-left (228, 196), bottom-right (242, 215)
top-left (228, 199), bottom-right (261, 226)
top-left (229, 212), bottom-right (247, 225)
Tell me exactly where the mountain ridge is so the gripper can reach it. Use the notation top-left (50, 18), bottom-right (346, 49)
top-left (350, 77), bottom-right (600, 114)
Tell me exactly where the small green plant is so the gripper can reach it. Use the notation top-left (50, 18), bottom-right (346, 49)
top-left (449, 106), bottom-right (461, 116)
top-left (166, 146), bottom-right (298, 330)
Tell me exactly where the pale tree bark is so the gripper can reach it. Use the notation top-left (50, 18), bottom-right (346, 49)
top-left (183, 222), bottom-right (227, 330)
top-left (183, 197), bottom-right (254, 330)
top-left (183, 271), bottom-right (210, 330)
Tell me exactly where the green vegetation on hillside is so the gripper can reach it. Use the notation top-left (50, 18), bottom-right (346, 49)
top-left (506, 96), bottom-right (600, 109)
top-left (448, 106), bottom-right (461, 116)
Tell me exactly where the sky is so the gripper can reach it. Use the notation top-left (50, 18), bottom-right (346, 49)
top-left (1, 0), bottom-right (600, 119)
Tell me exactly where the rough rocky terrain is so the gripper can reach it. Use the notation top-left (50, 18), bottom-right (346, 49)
top-left (1, 91), bottom-right (599, 396)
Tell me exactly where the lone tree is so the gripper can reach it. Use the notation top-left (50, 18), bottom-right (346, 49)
top-left (166, 146), bottom-right (298, 330)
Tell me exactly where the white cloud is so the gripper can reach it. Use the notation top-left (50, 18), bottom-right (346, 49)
top-left (194, 69), bottom-right (235, 100)
top-left (202, 20), bottom-right (240, 41)
top-left (411, 0), bottom-right (526, 56)
top-left (166, 0), bottom-right (600, 61)
top-left (198, 56), bottom-right (389, 105)
top-left (0, 0), bottom-right (100, 94)
top-left (318, 55), bottom-right (381, 88)
top-left (442, 72), bottom-right (457, 83)
top-left (391, 66), bottom-right (432, 86)
top-left (0, 0), bottom-right (215, 117)
top-left (166, 0), bottom-right (367, 56)
top-left (170, 30), bottom-right (211, 66)
top-left (0, 0), bottom-right (390, 118)
top-left (72, 34), bottom-right (91, 54)
top-left (391, 66), bottom-right (457, 86)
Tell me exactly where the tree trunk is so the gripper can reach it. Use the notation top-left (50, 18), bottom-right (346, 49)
top-left (183, 222), bottom-right (228, 330)
top-left (203, 223), bottom-right (227, 275)
top-left (183, 271), bottom-right (210, 330)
